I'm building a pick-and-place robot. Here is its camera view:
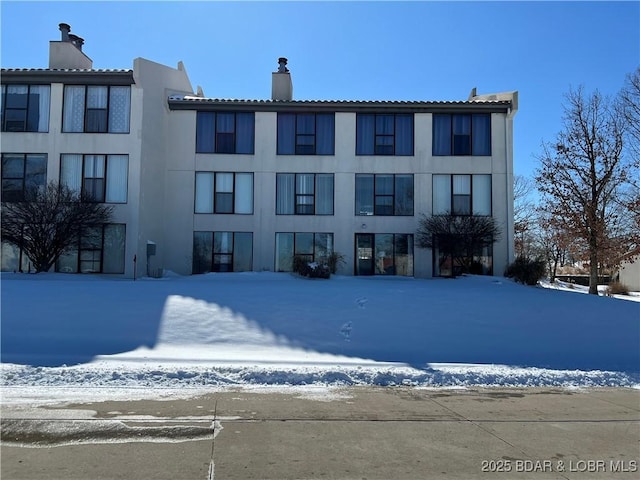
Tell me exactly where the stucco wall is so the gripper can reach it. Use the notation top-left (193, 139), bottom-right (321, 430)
top-left (617, 257), bottom-right (640, 291)
top-left (133, 58), bottom-right (193, 277)
top-left (0, 82), bottom-right (143, 277)
top-left (162, 108), bottom-right (515, 278)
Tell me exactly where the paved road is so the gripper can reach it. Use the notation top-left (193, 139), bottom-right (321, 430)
top-left (2, 387), bottom-right (639, 479)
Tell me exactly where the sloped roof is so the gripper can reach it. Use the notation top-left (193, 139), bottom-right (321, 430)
top-left (167, 96), bottom-right (513, 113)
top-left (1, 68), bottom-right (135, 85)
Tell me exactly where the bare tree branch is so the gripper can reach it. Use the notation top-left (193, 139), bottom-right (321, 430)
top-left (416, 213), bottom-right (501, 276)
top-left (535, 82), bottom-right (639, 294)
top-left (1, 182), bottom-right (113, 272)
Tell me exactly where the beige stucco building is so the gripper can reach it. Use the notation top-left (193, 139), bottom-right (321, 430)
top-left (1, 24), bottom-right (518, 279)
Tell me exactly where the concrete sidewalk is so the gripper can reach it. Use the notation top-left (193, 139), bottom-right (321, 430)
top-left (1, 387), bottom-right (639, 479)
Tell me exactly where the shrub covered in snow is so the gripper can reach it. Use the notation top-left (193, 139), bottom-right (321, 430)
top-left (293, 255), bottom-right (331, 279)
top-left (505, 257), bottom-right (546, 285)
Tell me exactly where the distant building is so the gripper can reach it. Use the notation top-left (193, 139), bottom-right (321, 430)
top-left (615, 255), bottom-right (640, 291)
top-left (1, 24), bottom-right (518, 278)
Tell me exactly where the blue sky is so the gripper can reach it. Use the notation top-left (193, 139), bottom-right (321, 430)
top-left (1, 1), bottom-right (638, 179)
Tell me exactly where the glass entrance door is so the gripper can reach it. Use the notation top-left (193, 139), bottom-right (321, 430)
top-left (355, 234), bottom-right (374, 275)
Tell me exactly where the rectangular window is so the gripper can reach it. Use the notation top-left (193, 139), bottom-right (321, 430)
top-left (432, 113), bottom-right (491, 156)
top-left (355, 233), bottom-right (414, 276)
top-left (1, 85), bottom-right (50, 132)
top-left (277, 113), bottom-right (335, 155)
top-left (432, 174), bottom-right (492, 215)
top-left (192, 231), bottom-right (253, 273)
top-left (1, 153), bottom-right (47, 202)
top-left (276, 173), bottom-right (334, 215)
top-left (60, 154), bottom-right (128, 203)
top-left (452, 174), bottom-right (471, 215)
top-left (1, 240), bottom-right (31, 272)
top-left (275, 232), bottom-right (334, 272)
top-left (196, 112), bottom-right (255, 154)
top-left (356, 113), bottom-right (413, 155)
top-left (55, 224), bottom-right (126, 274)
top-left (355, 174), bottom-right (413, 216)
top-left (194, 172), bottom-right (253, 214)
top-left (62, 85), bottom-right (130, 133)
top-left (435, 243), bottom-right (493, 277)
top-left (83, 155), bottom-right (106, 202)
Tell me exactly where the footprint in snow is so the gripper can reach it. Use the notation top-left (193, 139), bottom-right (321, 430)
top-left (340, 321), bottom-right (353, 342)
top-left (355, 297), bottom-right (368, 309)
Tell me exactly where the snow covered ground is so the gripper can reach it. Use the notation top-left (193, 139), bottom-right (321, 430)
top-left (1, 272), bottom-right (639, 403)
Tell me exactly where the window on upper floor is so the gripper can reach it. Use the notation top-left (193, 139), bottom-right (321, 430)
top-left (276, 173), bottom-right (334, 215)
top-left (60, 154), bottom-right (129, 203)
top-left (432, 113), bottom-right (491, 156)
top-left (1, 85), bottom-right (50, 132)
top-left (432, 174), bottom-right (492, 216)
top-left (194, 172), bottom-right (253, 214)
top-left (62, 85), bottom-right (131, 133)
top-left (277, 113), bottom-right (335, 155)
top-left (356, 113), bottom-right (413, 156)
top-left (355, 174), bottom-right (414, 216)
top-left (1, 153), bottom-right (47, 201)
top-left (196, 112), bottom-right (255, 154)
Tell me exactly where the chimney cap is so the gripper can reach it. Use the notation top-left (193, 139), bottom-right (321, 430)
top-left (59, 22), bottom-right (71, 31)
top-left (68, 34), bottom-right (84, 43)
top-left (277, 57), bottom-right (289, 73)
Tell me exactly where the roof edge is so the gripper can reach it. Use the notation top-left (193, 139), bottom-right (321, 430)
top-left (1, 69), bottom-right (135, 85)
top-left (167, 97), bottom-right (512, 113)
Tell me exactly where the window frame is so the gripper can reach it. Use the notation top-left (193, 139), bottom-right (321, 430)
top-left (277, 112), bottom-right (335, 155)
top-left (1, 153), bottom-right (47, 202)
top-left (82, 155), bottom-right (106, 203)
top-left (194, 171), bottom-right (254, 215)
top-left (1, 84), bottom-right (50, 133)
top-left (192, 231), bottom-right (254, 273)
top-left (355, 173), bottom-right (414, 216)
top-left (354, 233), bottom-right (414, 276)
top-left (195, 111), bottom-right (255, 154)
top-left (432, 113), bottom-right (492, 156)
top-left (275, 232), bottom-right (334, 272)
top-left (55, 223), bottom-right (126, 274)
top-left (356, 113), bottom-right (414, 156)
top-left (60, 154), bottom-right (129, 204)
top-left (62, 85), bottom-right (131, 134)
top-left (432, 174), bottom-right (492, 216)
top-left (276, 173), bottom-right (334, 216)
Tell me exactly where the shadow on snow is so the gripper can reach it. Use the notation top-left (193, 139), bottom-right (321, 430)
top-left (1, 272), bottom-right (639, 374)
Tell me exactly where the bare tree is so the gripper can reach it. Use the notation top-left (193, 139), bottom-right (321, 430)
top-left (535, 86), bottom-right (638, 294)
top-left (416, 213), bottom-right (501, 276)
top-left (1, 182), bottom-right (113, 273)
top-left (513, 174), bottom-right (537, 258)
top-left (619, 67), bottom-right (640, 162)
top-left (536, 210), bottom-right (574, 283)
top-left (618, 67), bottom-right (640, 235)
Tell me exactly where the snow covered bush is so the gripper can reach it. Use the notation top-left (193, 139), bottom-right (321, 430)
top-left (293, 255), bottom-right (331, 279)
top-left (505, 257), bottom-right (546, 285)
